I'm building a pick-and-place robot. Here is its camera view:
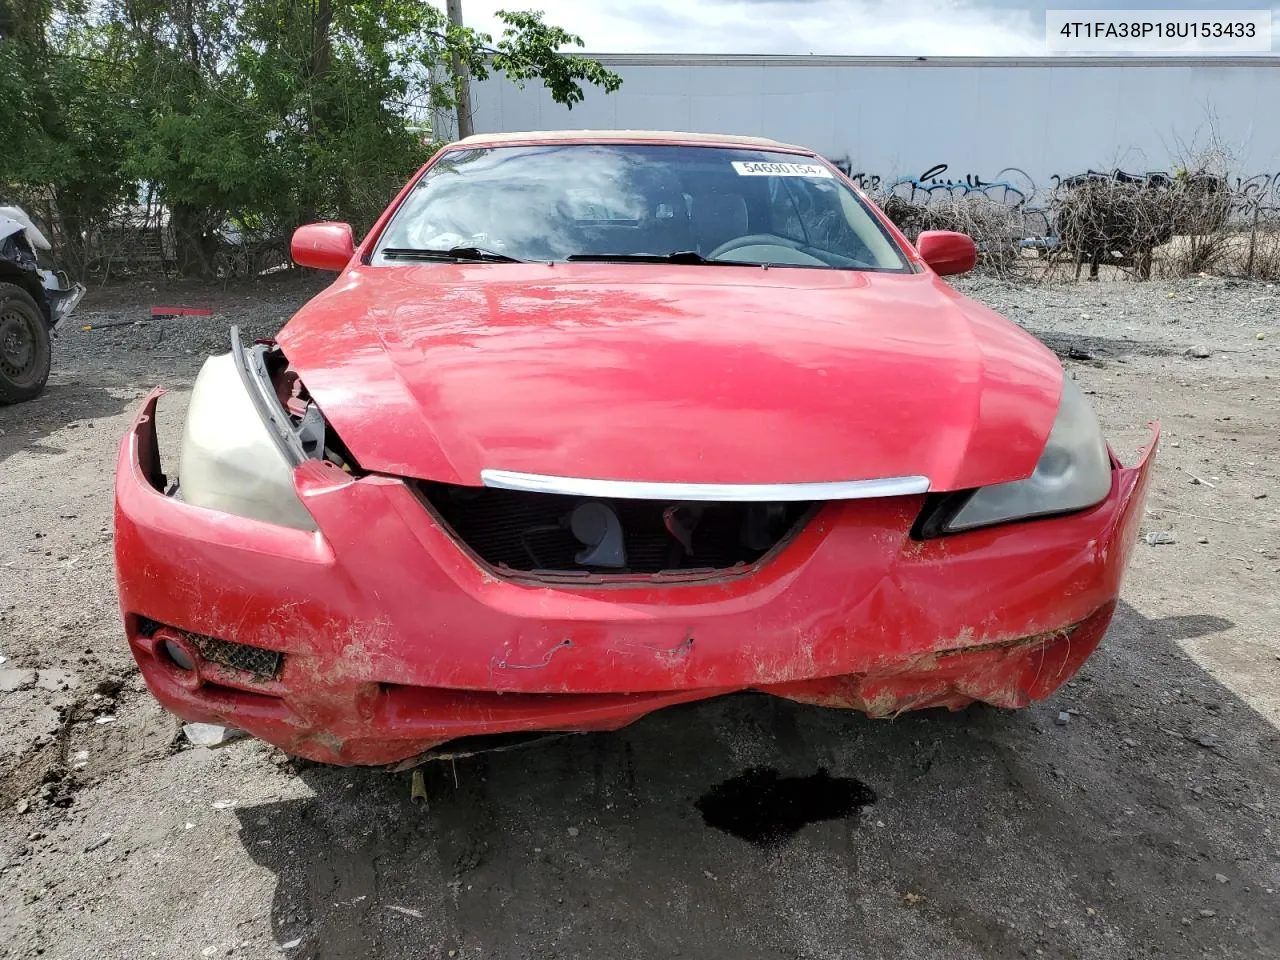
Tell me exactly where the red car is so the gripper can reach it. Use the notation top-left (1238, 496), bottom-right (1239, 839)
top-left (114, 131), bottom-right (1157, 767)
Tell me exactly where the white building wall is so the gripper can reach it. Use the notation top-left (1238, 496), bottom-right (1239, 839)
top-left (465, 55), bottom-right (1280, 199)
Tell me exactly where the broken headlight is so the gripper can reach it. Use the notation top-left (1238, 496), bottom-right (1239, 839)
top-left (922, 377), bottom-right (1112, 536)
top-left (178, 329), bottom-right (322, 531)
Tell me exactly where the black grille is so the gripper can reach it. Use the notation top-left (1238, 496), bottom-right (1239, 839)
top-left (190, 634), bottom-right (282, 681)
top-left (417, 484), bottom-right (813, 576)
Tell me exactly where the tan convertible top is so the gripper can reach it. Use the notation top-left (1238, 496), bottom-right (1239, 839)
top-left (453, 129), bottom-right (811, 151)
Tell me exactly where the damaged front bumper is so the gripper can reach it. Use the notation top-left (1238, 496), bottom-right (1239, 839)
top-left (115, 390), bottom-right (1158, 766)
top-left (45, 273), bottom-right (86, 331)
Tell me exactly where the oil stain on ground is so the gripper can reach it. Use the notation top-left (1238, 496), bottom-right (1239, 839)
top-left (696, 766), bottom-right (876, 845)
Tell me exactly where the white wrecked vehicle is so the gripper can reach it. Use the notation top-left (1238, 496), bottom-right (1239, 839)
top-left (0, 206), bottom-right (85, 403)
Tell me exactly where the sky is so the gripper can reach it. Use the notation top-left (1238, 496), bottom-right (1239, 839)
top-left (448, 0), bottom-right (1279, 56)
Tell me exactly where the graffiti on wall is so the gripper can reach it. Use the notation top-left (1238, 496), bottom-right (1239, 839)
top-left (888, 164), bottom-right (1036, 209)
top-left (827, 159), bottom-right (882, 192)
top-left (1049, 168), bottom-right (1280, 218)
top-left (1233, 172), bottom-right (1280, 215)
top-left (825, 156), bottom-right (1280, 278)
top-left (829, 159), bottom-right (1036, 208)
top-left (829, 155), bottom-right (1280, 217)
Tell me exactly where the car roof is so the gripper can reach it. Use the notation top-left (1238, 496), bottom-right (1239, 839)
top-left (452, 130), bottom-right (812, 152)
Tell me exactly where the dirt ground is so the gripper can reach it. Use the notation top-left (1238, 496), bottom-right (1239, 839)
top-left (1, 272), bottom-right (1278, 960)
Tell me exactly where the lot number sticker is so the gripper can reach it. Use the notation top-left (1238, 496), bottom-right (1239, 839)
top-left (731, 161), bottom-right (833, 178)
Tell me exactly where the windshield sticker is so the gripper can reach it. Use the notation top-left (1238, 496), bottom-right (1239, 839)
top-left (731, 161), bottom-right (833, 178)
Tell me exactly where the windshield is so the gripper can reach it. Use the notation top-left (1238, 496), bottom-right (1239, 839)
top-left (373, 143), bottom-right (910, 271)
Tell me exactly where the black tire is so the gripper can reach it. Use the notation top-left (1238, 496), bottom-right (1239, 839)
top-left (0, 282), bottom-right (51, 404)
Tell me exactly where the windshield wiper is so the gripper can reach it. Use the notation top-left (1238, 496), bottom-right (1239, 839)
top-left (565, 251), bottom-right (749, 266)
top-left (381, 246), bottom-right (526, 263)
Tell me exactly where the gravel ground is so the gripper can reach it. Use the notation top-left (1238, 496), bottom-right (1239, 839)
top-left (1, 272), bottom-right (1278, 960)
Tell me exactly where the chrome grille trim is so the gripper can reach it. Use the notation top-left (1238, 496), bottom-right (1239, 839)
top-left (479, 470), bottom-right (930, 502)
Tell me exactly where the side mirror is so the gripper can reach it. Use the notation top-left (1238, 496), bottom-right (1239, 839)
top-left (916, 230), bottom-right (977, 276)
top-left (291, 222), bottom-right (355, 272)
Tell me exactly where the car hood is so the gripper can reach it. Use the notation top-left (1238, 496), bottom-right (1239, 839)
top-left (276, 263), bottom-right (1063, 491)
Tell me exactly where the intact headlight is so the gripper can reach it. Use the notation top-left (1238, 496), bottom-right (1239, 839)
top-left (942, 376), bottom-right (1112, 534)
top-left (178, 330), bottom-right (319, 531)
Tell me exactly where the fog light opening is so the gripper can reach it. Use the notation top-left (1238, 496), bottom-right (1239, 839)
top-left (152, 629), bottom-right (203, 691)
top-left (161, 638), bottom-right (195, 671)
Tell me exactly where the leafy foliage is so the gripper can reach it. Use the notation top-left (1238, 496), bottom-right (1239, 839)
top-left (0, 3), bottom-right (136, 261)
top-left (0, 1), bottom-right (622, 275)
top-left (486, 10), bottom-right (622, 106)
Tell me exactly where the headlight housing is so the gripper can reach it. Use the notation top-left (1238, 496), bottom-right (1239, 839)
top-left (178, 330), bottom-right (323, 530)
top-left (921, 376), bottom-right (1112, 536)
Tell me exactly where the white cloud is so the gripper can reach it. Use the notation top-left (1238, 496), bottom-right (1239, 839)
top-left (442, 2), bottom-right (1280, 56)
top-left (449, 0), bottom-right (1044, 56)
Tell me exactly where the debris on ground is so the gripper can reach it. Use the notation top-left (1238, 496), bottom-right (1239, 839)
top-left (410, 768), bottom-right (428, 806)
top-left (151, 305), bottom-right (214, 318)
top-left (1143, 531), bottom-right (1176, 545)
top-left (385, 905), bottom-right (424, 919)
top-left (0, 668), bottom-right (37, 692)
top-left (182, 723), bottom-right (248, 748)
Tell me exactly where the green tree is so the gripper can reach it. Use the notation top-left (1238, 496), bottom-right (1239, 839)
top-left (1, 1), bottom-right (622, 277)
top-left (0, 1), bottom-right (136, 272)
